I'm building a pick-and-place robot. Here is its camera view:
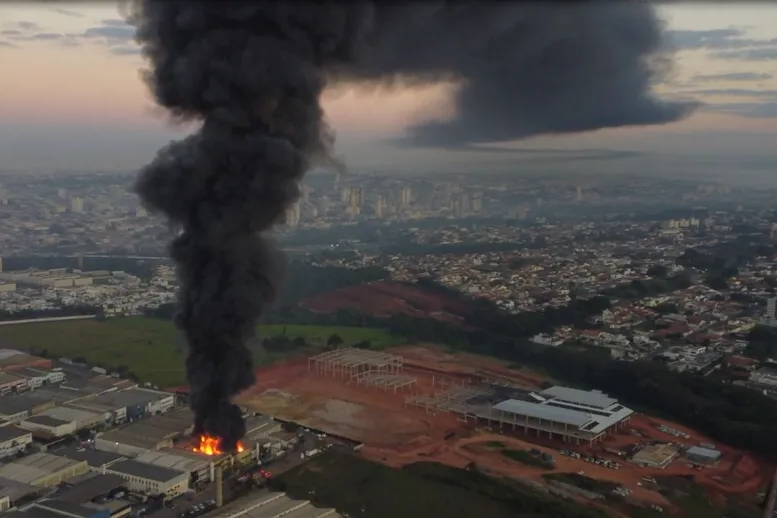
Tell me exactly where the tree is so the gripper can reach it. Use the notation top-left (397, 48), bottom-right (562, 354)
top-left (327, 334), bottom-right (344, 347)
top-left (646, 264), bottom-right (668, 278)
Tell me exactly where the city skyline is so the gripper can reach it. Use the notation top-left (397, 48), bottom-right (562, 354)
top-left (0, 2), bottom-right (776, 175)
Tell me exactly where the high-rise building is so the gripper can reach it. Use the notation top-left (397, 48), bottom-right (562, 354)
top-left (472, 192), bottom-right (483, 213)
top-left (70, 197), bottom-right (84, 214)
top-left (576, 185), bottom-right (583, 202)
top-left (767, 298), bottom-right (776, 321)
top-left (374, 196), bottom-right (387, 218)
top-left (57, 188), bottom-right (67, 200)
top-left (346, 187), bottom-right (363, 215)
top-left (285, 201), bottom-right (301, 227)
top-left (399, 186), bottom-right (413, 207)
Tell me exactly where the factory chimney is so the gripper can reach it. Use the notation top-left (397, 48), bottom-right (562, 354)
top-left (215, 467), bottom-right (223, 508)
top-left (209, 462), bottom-right (215, 483)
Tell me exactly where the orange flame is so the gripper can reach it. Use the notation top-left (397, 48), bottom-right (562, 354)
top-left (191, 435), bottom-right (245, 455)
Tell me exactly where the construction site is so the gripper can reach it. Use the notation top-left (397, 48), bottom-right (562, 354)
top-left (237, 345), bottom-right (773, 516)
top-left (307, 348), bottom-right (417, 394)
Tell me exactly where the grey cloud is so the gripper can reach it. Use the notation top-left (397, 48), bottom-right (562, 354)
top-left (101, 19), bottom-right (131, 27)
top-left (706, 102), bottom-right (777, 118)
top-left (667, 28), bottom-right (758, 50)
top-left (51, 8), bottom-right (83, 18)
top-left (689, 89), bottom-right (777, 98)
top-left (712, 48), bottom-right (777, 61)
top-left (82, 25), bottom-right (135, 42)
top-left (692, 72), bottom-right (773, 82)
top-left (0, 40), bottom-right (18, 48)
top-left (109, 45), bottom-right (141, 56)
top-left (27, 33), bottom-right (66, 41)
top-left (0, 30), bottom-right (21, 36)
top-left (16, 21), bottom-right (39, 32)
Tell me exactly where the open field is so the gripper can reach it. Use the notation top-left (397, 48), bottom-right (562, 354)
top-left (300, 281), bottom-right (475, 327)
top-left (0, 317), bottom-right (398, 387)
top-left (274, 450), bottom-right (610, 518)
top-left (243, 345), bottom-right (771, 517)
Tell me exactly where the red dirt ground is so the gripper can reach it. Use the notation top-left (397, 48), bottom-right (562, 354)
top-left (389, 344), bottom-right (548, 389)
top-left (300, 281), bottom-right (474, 327)
top-left (235, 346), bottom-right (770, 514)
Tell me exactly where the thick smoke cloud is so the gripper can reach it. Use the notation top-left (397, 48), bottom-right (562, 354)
top-left (131, 0), bottom-right (694, 449)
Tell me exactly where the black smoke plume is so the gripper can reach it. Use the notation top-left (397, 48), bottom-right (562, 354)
top-left (131, 1), bottom-right (695, 449)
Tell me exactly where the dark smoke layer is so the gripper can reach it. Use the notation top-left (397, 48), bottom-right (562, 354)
top-left (131, 1), bottom-right (696, 449)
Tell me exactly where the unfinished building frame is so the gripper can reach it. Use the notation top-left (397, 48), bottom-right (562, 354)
top-left (308, 348), bottom-right (416, 393)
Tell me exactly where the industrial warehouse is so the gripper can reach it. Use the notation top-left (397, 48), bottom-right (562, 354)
top-left (406, 383), bottom-right (634, 445)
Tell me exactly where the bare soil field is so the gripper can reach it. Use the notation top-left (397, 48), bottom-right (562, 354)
top-left (389, 344), bottom-right (548, 389)
top-left (238, 346), bottom-right (771, 515)
top-left (238, 356), bottom-right (464, 447)
top-left (624, 414), bottom-right (773, 495)
top-left (300, 282), bottom-right (474, 327)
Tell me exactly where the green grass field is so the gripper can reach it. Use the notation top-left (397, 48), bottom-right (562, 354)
top-left (0, 317), bottom-right (401, 388)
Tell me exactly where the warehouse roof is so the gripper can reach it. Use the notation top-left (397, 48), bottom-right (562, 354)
top-left (0, 398), bottom-right (32, 416)
top-left (58, 474), bottom-right (126, 503)
top-left (539, 386), bottom-right (617, 410)
top-left (90, 388), bottom-right (173, 409)
top-left (492, 399), bottom-right (593, 427)
top-left (0, 476), bottom-right (38, 502)
top-left (686, 446), bottom-right (721, 460)
top-left (0, 425), bottom-right (31, 442)
top-left (24, 415), bottom-right (72, 428)
top-left (108, 460), bottom-right (186, 483)
top-left (3, 508), bottom-right (64, 518)
top-left (40, 407), bottom-right (103, 424)
top-left (137, 450), bottom-right (210, 473)
top-left (55, 447), bottom-right (126, 468)
top-left (0, 453), bottom-right (86, 485)
top-left (37, 499), bottom-right (100, 518)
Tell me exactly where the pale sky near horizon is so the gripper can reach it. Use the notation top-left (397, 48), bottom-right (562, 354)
top-left (0, 2), bottom-right (776, 176)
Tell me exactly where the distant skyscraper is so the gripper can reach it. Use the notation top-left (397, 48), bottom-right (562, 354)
top-left (374, 196), bottom-right (387, 218)
top-left (576, 185), bottom-right (583, 202)
top-left (57, 188), bottom-right (67, 200)
top-left (70, 197), bottom-right (84, 214)
top-left (347, 187), bottom-right (363, 215)
top-left (399, 186), bottom-right (413, 207)
top-left (472, 192), bottom-right (483, 213)
top-left (286, 201), bottom-right (301, 227)
top-left (767, 298), bottom-right (776, 321)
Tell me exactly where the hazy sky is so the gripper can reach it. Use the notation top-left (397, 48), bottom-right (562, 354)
top-left (1, 2), bottom-right (776, 176)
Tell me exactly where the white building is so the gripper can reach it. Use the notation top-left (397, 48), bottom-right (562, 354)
top-left (0, 427), bottom-right (32, 459)
top-left (105, 460), bottom-right (189, 498)
top-left (19, 415), bottom-right (76, 438)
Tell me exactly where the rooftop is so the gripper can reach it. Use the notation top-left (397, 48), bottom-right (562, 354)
top-left (0, 453), bottom-right (85, 485)
top-left (137, 450), bottom-right (210, 472)
top-left (55, 447), bottom-right (126, 468)
top-left (107, 460), bottom-right (186, 483)
top-left (0, 425), bottom-right (31, 442)
top-left (492, 399), bottom-right (592, 427)
top-left (58, 474), bottom-right (126, 503)
top-left (686, 446), bottom-right (722, 460)
top-left (37, 499), bottom-right (101, 518)
top-left (539, 386), bottom-right (617, 409)
top-left (23, 415), bottom-right (72, 427)
top-left (0, 476), bottom-right (38, 502)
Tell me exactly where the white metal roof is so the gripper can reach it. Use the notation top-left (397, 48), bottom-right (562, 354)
top-left (491, 399), bottom-right (593, 427)
top-left (685, 446), bottom-right (721, 459)
top-left (539, 386), bottom-right (617, 409)
top-left (137, 451), bottom-right (209, 472)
